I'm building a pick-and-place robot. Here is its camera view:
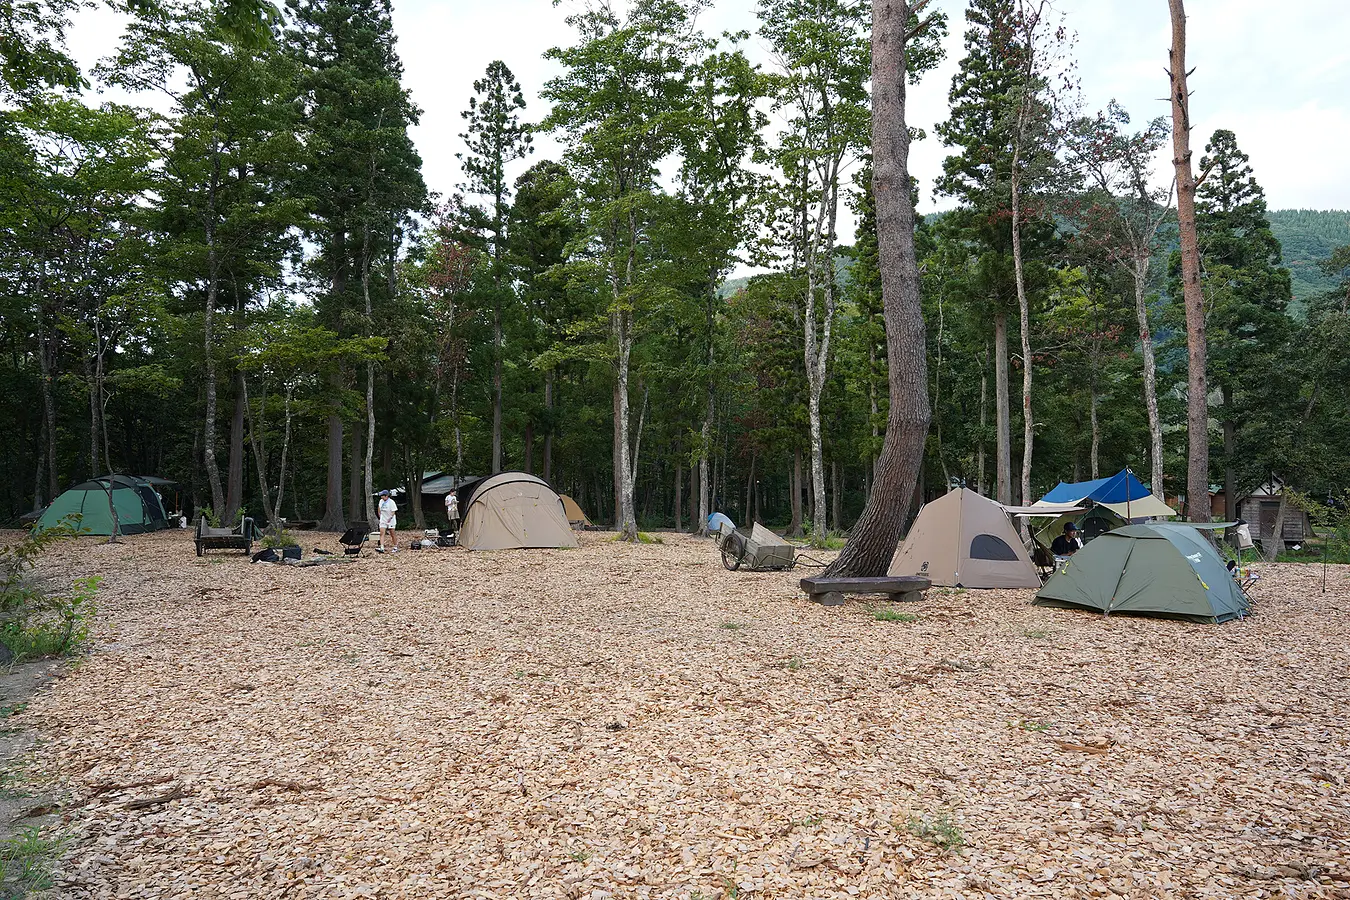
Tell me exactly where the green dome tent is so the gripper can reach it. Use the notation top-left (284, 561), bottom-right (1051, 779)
top-left (1034, 523), bottom-right (1249, 624)
top-left (36, 475), bottom-right (169, 536)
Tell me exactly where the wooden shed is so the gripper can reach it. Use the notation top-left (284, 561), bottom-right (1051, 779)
top-left (1235, 477), bottom-right (1311, 548)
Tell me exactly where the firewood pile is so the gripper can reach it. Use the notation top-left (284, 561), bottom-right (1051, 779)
top-left (11, 529), bottom-right (1349, 898)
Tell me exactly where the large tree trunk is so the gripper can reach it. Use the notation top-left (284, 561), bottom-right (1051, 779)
top-left (241, 376), bottom-right (273, 524)
top-left (674, 450), bottom-right (683, 533)
top-left (1134, 260), bottom-right (1165, 497)
top-left (1169, 0), bottom-right (1211, 524)
top-left (825, 0), bottom-right (932, 577)
top-left (365, 362), bottom-right (377, 529)
top-left (1012, 175), bottom-right (1034, 514)
top-left (271, 385), bottom-right (294, 527)
top-left (615, 313), bottom-right (637, 540)
top-left (318, 380), bottom-right (345, 531)
top-left (202, 161), bottom-right (225, 516)
top-left (994, 311), bottom-right (1012, 505)
top-left (348, 420), bottom-right (362, 528)
top-left (225, 372), bottom-right (245, 521)
top-left (977, 346), bottom-right (987, 495)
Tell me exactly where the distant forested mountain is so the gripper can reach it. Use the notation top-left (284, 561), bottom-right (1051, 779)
top-left (1268, 209), bottom-right (1350, 306)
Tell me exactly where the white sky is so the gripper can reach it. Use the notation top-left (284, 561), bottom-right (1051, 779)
top-left (71, 0), bottom-right (1350, 236)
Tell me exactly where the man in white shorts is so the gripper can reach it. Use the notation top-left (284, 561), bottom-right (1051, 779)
top-left (377, 489), bottom-right (399, 553)
top-left (444, 491), bottom-right (459, 533)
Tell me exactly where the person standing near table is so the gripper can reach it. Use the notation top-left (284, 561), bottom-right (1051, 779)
top-left (378, 489), bottom-right (399, 553)
top-left (444, 491), bottom-right (460, 532)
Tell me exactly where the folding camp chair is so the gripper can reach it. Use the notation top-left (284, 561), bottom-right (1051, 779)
top-left (1028, 537), bottom-right (1058, 583)
top-left (339, 524), bottom-right (368, 556)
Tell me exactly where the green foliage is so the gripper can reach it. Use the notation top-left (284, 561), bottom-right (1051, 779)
top-left (1267, 209), bottom-right (1350, 308)
top-left (260, 529), bottom-right (300, 550)
top-left (1, 525), bottom-right (98, 662)
top-left (872, 607), bottom-right (917, 623)
top-left (905, 812), bottom-right (965, 852)
top-left (0, 826), bottom-right (69, 894)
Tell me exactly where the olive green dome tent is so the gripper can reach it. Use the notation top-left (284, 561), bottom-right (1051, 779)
top-left (36, 475), bottom-right (169, 536)
top-left (1034, 523), bottom-right (1249, 623)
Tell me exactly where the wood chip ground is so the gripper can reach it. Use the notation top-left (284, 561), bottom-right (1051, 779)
top-left (10, 530), bottom-right (1350, 899)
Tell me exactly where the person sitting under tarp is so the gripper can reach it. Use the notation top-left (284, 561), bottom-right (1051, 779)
top-left (1051, 522), bottom-right (1082, 570)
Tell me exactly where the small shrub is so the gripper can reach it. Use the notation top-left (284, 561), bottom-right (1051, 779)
top-left (261, 529), bottom-right (300, 550)
top-left (719, 621), bottom-right (746, 631)
top-left (566, 849), bottom-right (590, 863)
top-left (774, 655), bottom-right (806, 671)
top-left (636, 532), bottom-right (663, 545)
top-left (905, 812), bottom-right (965, 852)
top-left (0, 827), bottom-right (69, 894)
top-left (1, 525), bottom-right (99, 662)
top-left (873, 607), bottom-right (917, 623)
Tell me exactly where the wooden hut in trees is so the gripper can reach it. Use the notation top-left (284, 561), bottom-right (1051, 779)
top-left (1234, 477), bottom-right (1311, 548)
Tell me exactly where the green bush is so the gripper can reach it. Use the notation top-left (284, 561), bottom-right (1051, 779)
top-left (261, 529), bottom-right (300, 550)
top-left (1, 523), bottom-right (99, 662)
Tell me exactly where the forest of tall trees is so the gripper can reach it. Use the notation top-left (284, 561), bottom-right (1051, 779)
top-left (2, 0), bottom-right (1348, 538)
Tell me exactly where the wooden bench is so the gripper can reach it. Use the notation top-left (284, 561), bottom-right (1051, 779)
top-left (800, 575), bottom-right (931, 606)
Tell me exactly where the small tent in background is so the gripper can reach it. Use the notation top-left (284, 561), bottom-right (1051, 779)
top-left (889, 487), bottom-right (1041, 588)
top-left (1034, 523), bottom-right (1249, 623)
top-left (36, 475), bottom-right (169, 536)
top-left (559, 494), bottom-right (593, 530)
top-left (459, 473), bottom-right (579, 551)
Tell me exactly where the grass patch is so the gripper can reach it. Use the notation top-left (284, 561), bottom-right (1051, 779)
top-left (1023, 628), bottom-right (1052, 639)
top-left (1014, 719), bottom-right (1049, 732)
top-left (0, 827), bottom-right (68, 894)
top-left (636, 532), bottom-right (664, 545)
top-left (1, 702), bottom-right (28, 720)
top-left (872, 607), bottom-right (917, 623)
top-left (566, 848), bottom-right (590, 863)
top-left (718, 621), bottom-right (746, 631)
top-left (773, 655), bottom-right (806, 671)
top-left (904, 812), bottom-right (965, 852)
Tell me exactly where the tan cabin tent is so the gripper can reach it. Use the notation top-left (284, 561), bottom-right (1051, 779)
top-left (459, 473), bottom-right (579, 550)
top-left (559, 494), bottom-right (593, 529)
top-left (889, 487), bottom-right (1041, 588)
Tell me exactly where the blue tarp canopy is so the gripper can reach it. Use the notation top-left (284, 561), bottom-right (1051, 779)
top-left (1040, 469), bottom-right (1154, 505)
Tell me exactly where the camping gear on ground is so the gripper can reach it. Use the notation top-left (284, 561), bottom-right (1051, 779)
top-left (1000, 501), bottom-right (1084, 582)
top-left (720, 522), bottom-right (796, 571)
top-left (559, 494), bottom-right (594, 530)
top-left (36, 474), bottom-right (170, 536)
top-left (458, 472), bottom-right (579, 551)
top-left (889, 487), bottom-right (1042, 588)
top-left (1034, 522), bottom-right (1250, 623)
top-left (339, 525), bottom-right (368, 556)
top-left (196, 516), bottom-right (256, 557)
top-left (800, 575), bottom-right (931, 606)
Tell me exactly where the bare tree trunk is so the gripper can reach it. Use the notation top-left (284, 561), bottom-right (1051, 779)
top-left (86, 355), bottom-right (99, 477)
top-left (826, 0), bottom-right (933, 577)
top-left (1263, 489), bottom-right (1289, 563)
top-left (994, 311), bottom-right (1012, 505)
top-left (1169, 0), bottom-right (1211, 524)
top-left (615, 309), bottom-right (637, 540)
top-left (202, 159), bottom-right (225, 516)
top-left (1134, 261), bottom-right (1165, 497)
top-left (1090, 366), bottom-right (1101, 480)
top-left (1013, 178), bottom-right (1034, 513)
top-left (241, 375), bottom-right (273, 523)
top-left (319, 384), bottom-right (345, 530)
top-left (271, 385), bottom-right (294, 527)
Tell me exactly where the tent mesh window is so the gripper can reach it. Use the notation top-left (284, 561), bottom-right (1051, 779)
top-left (969, 534), bottom-right (1019, 561)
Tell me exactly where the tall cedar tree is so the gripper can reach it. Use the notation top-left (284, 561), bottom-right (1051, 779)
top-left (826, 0), bottom-right (943, 577)
top-left (459, 61), bottom-right (532, 475)
top-left (1191, 129), bottom-right (1292, 525)
top-left (286, 0), bottom-right (425, 530)
top-left (935, 0), bottom-right (1054, 505)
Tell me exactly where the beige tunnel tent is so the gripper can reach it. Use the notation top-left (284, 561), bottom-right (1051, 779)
top-left (889, 487), bottom-right (1041, 588)
top-left (559, 494), bottom-right (593, 529)
top-left (459, 473), bottom-right (579, 550)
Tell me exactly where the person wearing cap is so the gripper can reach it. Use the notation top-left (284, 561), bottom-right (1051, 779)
top-left (1050, 521), bottom-right (1082, 557)
top-left (377, 489), bottom-right (399, 553)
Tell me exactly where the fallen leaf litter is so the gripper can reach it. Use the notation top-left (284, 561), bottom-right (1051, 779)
top-left (10, 529), bottom-right (1349, 899)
